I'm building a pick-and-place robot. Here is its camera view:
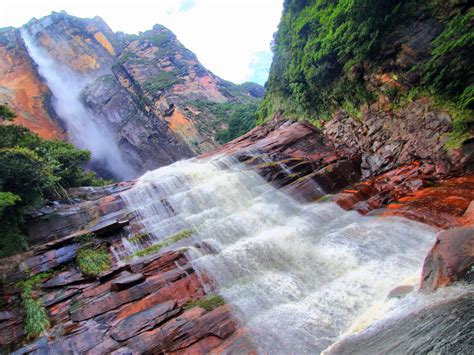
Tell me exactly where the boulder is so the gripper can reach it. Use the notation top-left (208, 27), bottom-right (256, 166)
top-left (420, 226), bottom-right (474, 291)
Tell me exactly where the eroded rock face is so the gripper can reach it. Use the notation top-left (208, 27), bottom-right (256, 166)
top-left (0, 27), bottom-right (63, 139)
top-left (420, 226), bottom-right (474, 291)
top-left (325, 98), bottom-right (473, 179)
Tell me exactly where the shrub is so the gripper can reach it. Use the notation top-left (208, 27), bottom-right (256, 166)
top-left (0, 110), bottom-right (109, 257)
top-left (0, 103), bottom-right (16, 120)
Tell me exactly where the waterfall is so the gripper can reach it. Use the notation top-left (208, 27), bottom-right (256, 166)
top-left (119, 155), bottom-right (466, 353)
top-left (21, 29), bottom-right (136, 180)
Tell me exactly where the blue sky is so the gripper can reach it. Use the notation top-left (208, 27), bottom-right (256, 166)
top-left (0, 0), bottom-right (283, 85)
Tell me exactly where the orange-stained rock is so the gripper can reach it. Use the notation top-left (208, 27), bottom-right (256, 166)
top-left (0, 29), bottom-right (63, 140)
top-left (115, 272), bottom-right (205, 320)
top-left (420, 226), bottom-right (474, 291)
top-left (334, 162), bottom-right (474, 229)
top-left (110, 300), bottom-right (179, 341)
top-left (382, 175), bottom-right (474, 228)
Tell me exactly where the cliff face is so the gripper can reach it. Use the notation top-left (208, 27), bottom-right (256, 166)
top-left (0, 28), bottom-right (63, 139)
top-left (0, 12), bottom-right (263, 178)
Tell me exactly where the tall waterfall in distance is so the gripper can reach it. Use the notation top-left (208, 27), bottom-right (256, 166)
top-left (21, 29), bottom-right (136, 180)
top-left (117, 155), bottom-right (470, 354)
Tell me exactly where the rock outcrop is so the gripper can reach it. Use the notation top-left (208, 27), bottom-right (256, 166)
top-left (324, 98), bottom-right (473, 179)
top-left (420, 225), bottom-right (474, 291)
top-left (205, 118), bottom-right (362, 201)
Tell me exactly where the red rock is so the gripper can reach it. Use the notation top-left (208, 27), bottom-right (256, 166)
top-left (71, 281), bottom-right (152, 321)
top-left (206, 328), bottom-right (257, 354)
top-left (110, 300), bottom-right (179, 341)
top-left (172, 335), bottom-right (224, 355)
top-left (420, 226), bottom-right (474, 291)
top-left (126, 305), bottom-right (238, 353)
top-left (116, 272), bottom-right (205, 320)
top-left (461, 201), bottom-right (474, 226)
top-left (382, 175), bottom-right (474, 228)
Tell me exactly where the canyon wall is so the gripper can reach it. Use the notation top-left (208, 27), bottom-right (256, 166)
top-left (0, 12), bottom-right (263, 178)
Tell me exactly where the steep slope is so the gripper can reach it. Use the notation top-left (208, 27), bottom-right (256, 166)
top-left (0, 28), bottom-right (63, 139)
top-left (0, 12), bottom-right (263, 178)
top-left (260, 0), bottom-right (473, 153)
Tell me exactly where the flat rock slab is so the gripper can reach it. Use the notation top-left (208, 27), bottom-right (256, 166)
top-left (111, 273), bottom-right (145, 291)
top-left (110, 300), bottom-right (178, 341)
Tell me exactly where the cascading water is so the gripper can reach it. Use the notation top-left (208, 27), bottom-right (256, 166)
top-left (20, 29), bottom-right (136, 180)
top-left (118, 155), bottom-right (471, 353)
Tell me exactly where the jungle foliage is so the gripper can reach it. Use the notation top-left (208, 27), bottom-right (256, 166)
top-left (0, 105), bottom-right (109, 257)
top-left (259, 0), bottom-right (473, 141)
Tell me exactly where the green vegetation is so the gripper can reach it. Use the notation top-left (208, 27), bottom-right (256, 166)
top-left (128, 232), bottom-right (149, 244)
top-left (260, 0), bottom-right (398, 121)
top-left (423, 8), bottom-right (474, 109)
top-left (132, 228), bottom-right (195, 258)
top-left (0, 103), bottom-right (16, 120)
top-left (187, 100), bottom-right (259, 144)
top-left (76, 246), bottom-right (110, 277)
top-left (143, 70), bottom-right (183, 94)
top-left (74, 232), bottom-right (110, 277)
top-left (184, 294), bottom-right (225, 312)
top-left (260, 0), bottom-right (473, 144)
top-left (17, 272), bottom-right (52, 339)
top-left (0, 107), bottom-right (110, 257)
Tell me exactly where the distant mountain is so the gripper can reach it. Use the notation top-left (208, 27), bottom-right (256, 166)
top-left (0, 11), bottom-right (264, 178)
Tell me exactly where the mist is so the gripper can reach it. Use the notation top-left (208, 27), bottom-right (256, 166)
top-left (21, 29), bottom-right (136, 181)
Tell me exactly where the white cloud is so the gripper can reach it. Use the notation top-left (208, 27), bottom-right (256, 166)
top-left (0, 0), bottom-right (283, 84)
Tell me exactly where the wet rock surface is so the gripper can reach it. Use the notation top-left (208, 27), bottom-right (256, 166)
top-left (204, 118), bottom-right (362, 201)
top-left (0, 186), bottom-right (251, 354)
top-left (421, 225), bottom-right (474, 291)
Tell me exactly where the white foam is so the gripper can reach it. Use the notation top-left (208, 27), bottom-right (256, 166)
top-left (120, 155), bottom-right (439, 353)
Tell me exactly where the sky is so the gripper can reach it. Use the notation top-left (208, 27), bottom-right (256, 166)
top-left (0, 0), bottom-right (283, 85)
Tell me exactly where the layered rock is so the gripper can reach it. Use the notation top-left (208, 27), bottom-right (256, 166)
top-left (0, 185), bottom-right (251, 354)
top-left (205, 118), bottom-right (362, 201)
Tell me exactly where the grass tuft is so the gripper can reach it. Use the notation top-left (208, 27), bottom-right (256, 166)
top-left (184, 294), bottom-right (225, 312)
top-left (132, 228), bottom-right (195, 258)
top-left (76, 246), bottom-right (110, 277)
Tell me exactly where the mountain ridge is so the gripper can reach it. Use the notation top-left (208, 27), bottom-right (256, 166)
top-left (0, 11), bottom-right (264, 178)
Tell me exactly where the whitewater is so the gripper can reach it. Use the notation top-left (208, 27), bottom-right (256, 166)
top-left (113, 155), bottom-right (472, 353)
